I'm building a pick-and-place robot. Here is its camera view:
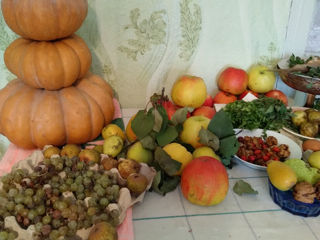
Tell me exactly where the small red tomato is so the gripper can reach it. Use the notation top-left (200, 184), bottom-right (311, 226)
top-left (248, 155), bottom-right (256, 162)
top-left (272, 146), bottom-right (280, 153)
top-left (254, 149), bottom-right (261, 155)
top-left (263, 155), bottom-right (270, 161)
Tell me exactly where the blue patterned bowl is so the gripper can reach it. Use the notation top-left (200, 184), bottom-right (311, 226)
top-left (268, 179), bottom-right (320, 217)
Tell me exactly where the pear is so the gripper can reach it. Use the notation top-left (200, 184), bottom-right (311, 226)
top-left (79, 149), bottom-right (101, 164)
top-left (93, 145), bottom-right (104, 154)
top-left (88, 222), bottom-right (118, 240)
top-left (127, 173), bottom-right (148, 197)
top-left (101, 157), bottom-right (118, 171)
top-left (60, 144), bottom-right (81, 158)
top-left (43, 146), bottom-right (60, 158)
top-left (127, 141), bottom-right (153, 164)
top-left (117, 159), bottom-right (140, 179)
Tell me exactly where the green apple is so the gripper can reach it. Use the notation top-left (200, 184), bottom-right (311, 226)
top-left (127, 141), bottom-right (153, 164)
top-left (180, 116), bottom-right (210, 148)
top-left (308, 151), bottom-right (320, 169)
top-left (248, 65), bottom-right (276, 93)
top-left (192, 146), bottom-right (221, 161)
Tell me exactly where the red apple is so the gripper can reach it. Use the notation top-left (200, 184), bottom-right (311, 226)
top-left (217, 67), bottom-right (248, 95)
top-left (212, 91), bottom-right (237, 104)
top-left (192, 106), bottom-right (216, 119)
top-left (202, 95), bottom-right (214, 107)
top-left (264, 89), bottom-right (288, 106)
top-left (238, 89), bottom-right (259, 100)
top-left (162, 100), bottom-right (177, 120)
top-left (181, 156), bottom-right (229, 206)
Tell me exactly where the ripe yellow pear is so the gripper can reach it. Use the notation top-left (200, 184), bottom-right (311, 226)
top-left (308, 151), bottom-right (320, 169)
top-left (127, 141), bottom-right (153, 164)
top-left (267, 161), bottom-right (297, 191)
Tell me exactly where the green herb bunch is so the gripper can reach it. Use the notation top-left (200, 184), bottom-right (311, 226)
top-left (223, 97), bottom-right (293, 131)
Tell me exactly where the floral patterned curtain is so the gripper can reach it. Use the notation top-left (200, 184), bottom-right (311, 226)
top-left (0, 0), bottom-right (292, 157)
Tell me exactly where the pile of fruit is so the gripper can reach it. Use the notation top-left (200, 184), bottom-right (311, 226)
top-left (213, 65), bottom-right (288, 105)
top-left (0, 143), bottom-right (155, 239)
top-left (267, 139), bottom-right (320, 206)
top-left (290, 108), bottom-right (320, 138)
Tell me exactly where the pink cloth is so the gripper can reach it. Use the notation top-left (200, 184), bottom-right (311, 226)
top-left (0, 98), bottom-right (134, 240)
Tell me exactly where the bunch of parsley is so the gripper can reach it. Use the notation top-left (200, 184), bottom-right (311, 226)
top-left (223, 97), bottom-right (293, 131)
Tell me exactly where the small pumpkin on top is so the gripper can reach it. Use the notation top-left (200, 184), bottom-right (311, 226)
top-left (1, 0), bottom-right (88, 41)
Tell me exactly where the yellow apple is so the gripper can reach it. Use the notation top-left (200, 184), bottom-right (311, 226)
top-left (127, 141), bottom-right (153, 164)
top-left (248, 65), bottom-right (276, 93)
top-left (171, 75), bottom-right (207, 108)
top-left (180, 116), bottom-right (211, 148)
top-left (192, 146), bottom-right (221, 161)
top-left (308, 151), bottom-right (320, 169)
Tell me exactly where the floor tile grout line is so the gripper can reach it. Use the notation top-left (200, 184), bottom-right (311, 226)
top-left (231, 191), bottom-right (259, 240)
top-left (132, 209), bottom-right (282, 221)
top-left (178, 186), bottom-right (196, 240)
top-left (302, 218), bottom-right (319, 240)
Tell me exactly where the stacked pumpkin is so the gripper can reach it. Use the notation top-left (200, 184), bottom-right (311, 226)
top-left (0, 0), bottom-right (115, 149)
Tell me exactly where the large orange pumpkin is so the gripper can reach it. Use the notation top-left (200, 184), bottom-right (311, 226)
top-left (0, 73), bottom-right (115, 149)
top-left (4, 35), bottom-right (92, 90)
top-left (1, 0), bottom-right (88, 41)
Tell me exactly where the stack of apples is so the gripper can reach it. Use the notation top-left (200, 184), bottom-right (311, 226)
top-left (213, 65), bottom-right (288, 105)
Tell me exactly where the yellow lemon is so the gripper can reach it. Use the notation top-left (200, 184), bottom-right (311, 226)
top-left (163, 143), bottom-right (193, 175)
top-left (103, 135), bottom-right (124, 157)
top-left (102, 124), bottom-right (125, 141)
top-left (192, 146), bottom-right (221, 161)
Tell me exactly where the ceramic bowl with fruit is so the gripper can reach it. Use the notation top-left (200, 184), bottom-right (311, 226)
top-left (233, 129), bottom-right (302, 171)
top-left (283, 107), bottom-right (320, 140)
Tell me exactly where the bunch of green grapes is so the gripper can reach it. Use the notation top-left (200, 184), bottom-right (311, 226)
top-left (0, 155), bottom-right (121, 240)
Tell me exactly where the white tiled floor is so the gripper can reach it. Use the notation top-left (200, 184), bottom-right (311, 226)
top-left (122, 109), bottom-right (320, 240)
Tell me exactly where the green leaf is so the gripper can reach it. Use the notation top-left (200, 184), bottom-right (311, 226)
top-left (151, 171), bottom-right (180, 195)
top-left (132, 110), bottom-right (155, 139)
top-left (171, 107), bottom-right (193, 125)
top-left (153, 108), bottom-right (163, 133)
top-left (219, 135), bottom-right (239, 158)
top-left (233, 180), bottom-right (258, 196)
top-left (156, 105), bottom-right (169, 133)
top-left (111, 118), bottom-right (125, 131)
top-left (156, 126), bottom-right (179, 147)
top-left (154, 147), bottom-right (181, 176)
top-left (208, 111), bottom-right (234, 138)
top-left (199, 128), bottom-right (220, 151)
top-left (140, 135), bottom-right (156, 150)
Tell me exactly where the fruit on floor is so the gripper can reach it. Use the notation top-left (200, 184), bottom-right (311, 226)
top-left (60, 144), bottom-right (81, 158)
top-left (88, 221), bottom-right (118, 240)
top-left (302, 139), bottom-right (320, 152)
top-left (181, 156), bottom-right (229, 206)
top-left (217, 67), bottom-right (248, 95)
top-left (102, 124), bottom-right (126, 141)
top-left (180, 115), bottom-right (211, 148)
top-left (171, 75), bottom-right (207, 108)
top-left (126, 173), bottom-right (149, 197)
top-left (103, 136), bottom-right (124, 157)
top-left (79, 149), bottom-right (101, 164)
top-left (308, 151), bottom-right (320, 169)
top-left (117, 159), bottom-right (141, 179)
top-left (127, 141), bottom-right (153, 164)
top-left (267, 160), bottom-right (297, 191)
top-left (43, 146), bottom-right (60, 158)
top-left (163, 143), bottom-right (193, 175)
top-left (101, 157), bottom-right (118, 170)
top-left (192, 146), bottom-right (221, 161)
top-left (125, 114), bottom-right (137, 142)
top-left (247, 65), bottom-right (276, 93)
